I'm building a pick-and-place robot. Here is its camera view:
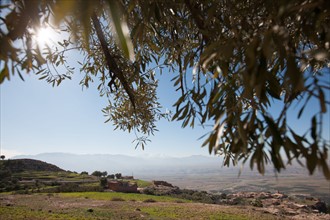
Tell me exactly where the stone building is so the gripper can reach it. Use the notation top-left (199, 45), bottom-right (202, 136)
top-left (108, 180), bottom-right (138, 193)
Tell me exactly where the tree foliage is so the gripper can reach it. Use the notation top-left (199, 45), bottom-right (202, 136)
top-left (0, 0), bottom-right (329, 178)
top-left (100, 177), bottom-right (108, 188)
top-left (91, 171), bottom-right (103, 177)
top-left (115, 173), bottom-right (122, 180)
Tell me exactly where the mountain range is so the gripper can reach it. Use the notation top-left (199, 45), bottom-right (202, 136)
top-left (12, 153), bottom-right (225, 176)
top-left (12, 152), bottom-right (316, 178)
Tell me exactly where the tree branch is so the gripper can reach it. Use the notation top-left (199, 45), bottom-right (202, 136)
top-left (91, 12), bottom-right (136, 109)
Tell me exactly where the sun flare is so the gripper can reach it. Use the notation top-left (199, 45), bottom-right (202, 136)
top-left (35, 26), bottom-right (57, 47)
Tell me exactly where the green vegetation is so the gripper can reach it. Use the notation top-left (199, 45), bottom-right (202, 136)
top-left (82, 182), bottom-right (99, 187)
top-left (59, 192), bottom-right (190, 203)
top-left (91, 171), bottom-right (108, 178)
top-left (0, 159), bottom-right (98, 193)
top-left (0, 193), bottom-right (281, 220)
top-left (140, 206), bottom-right (251, 220)
top-left (99, 177), bottom-right (108, 188)
top-left (0, 206), bottom-right (92, 220)
top-left (0, 159), bottom-right (151, 195)
top-left (0, 203), bottom-right (279, 220)
top-left (0, 159), bottom-right (64, 173)
top-left (11, 170), bottom-right (94, 181)
top-left (109, 178), bottom-right (152, 188)
top-left (130, 179), bottom-right (152, 188)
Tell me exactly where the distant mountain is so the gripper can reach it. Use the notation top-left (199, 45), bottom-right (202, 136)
top-left (0, 158), bottom-right (64, 173)
top-left (12, 153), bottom-right (223, 176)
top-left (12, 152), bottom-right (312, 179)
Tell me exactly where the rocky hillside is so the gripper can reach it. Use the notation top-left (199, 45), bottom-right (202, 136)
top-left (0, 159), bottom-right (64, 173)
top-left (139, 181), bottom-right (330, 219)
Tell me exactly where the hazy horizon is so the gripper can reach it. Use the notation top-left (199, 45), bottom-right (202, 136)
top-left (9, 151), bottom-right (326, 176)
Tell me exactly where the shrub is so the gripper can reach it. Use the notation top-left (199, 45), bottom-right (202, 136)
top-left (107, 174), bottom-right (115, 179)
top-left (100, 177), bottom-right (108, 188)
top-left (142, 187), bottom-right (156, 195)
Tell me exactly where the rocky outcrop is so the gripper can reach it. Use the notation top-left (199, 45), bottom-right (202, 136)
top-left (311, 201), bottom-right (327, 213)
top-left (152, 180), bottom-right (174, 187)
top-left (225, 192), bottom-right (329, 219)
top-left (140, 184), bottom-right (180, 196)
top-left (139, 182), bottom-right (329, 220)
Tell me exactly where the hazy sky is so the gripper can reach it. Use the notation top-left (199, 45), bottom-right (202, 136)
top-left (1, 29), bottom-right (329, 159)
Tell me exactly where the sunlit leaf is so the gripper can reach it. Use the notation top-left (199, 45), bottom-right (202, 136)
top-left (107, 0), bottom-right (135, 61)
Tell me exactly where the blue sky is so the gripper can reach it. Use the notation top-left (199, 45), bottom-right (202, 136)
top-left (1, 61), bottom-right (329, 159)
top-left (0, 64), bottom-right (212, 158)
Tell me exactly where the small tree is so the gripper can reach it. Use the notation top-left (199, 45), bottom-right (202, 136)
top-left (80, 171), bottom-right (88, 175)
top-left (101, 171), bottom-right (108, 177)
top-left (115, 173), bottom-right (122, 180)
top-left (91, 171), bottom-right (103, 178)
top-left (0, 155), bottom-right (5, 160)
top-left (107, 174), bottom-right (115, 179)
top-left (100, 177), bottom-right (108, 188)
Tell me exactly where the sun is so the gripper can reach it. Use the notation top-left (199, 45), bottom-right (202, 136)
top-left (34, 26), bottom-right (58, 48)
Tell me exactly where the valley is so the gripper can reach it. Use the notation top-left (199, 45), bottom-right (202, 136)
top-left (0, 158), bottom-right (329, 219)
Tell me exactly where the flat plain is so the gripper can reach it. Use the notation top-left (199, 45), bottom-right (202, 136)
top-left (143, 167), bottom-right (330, 204)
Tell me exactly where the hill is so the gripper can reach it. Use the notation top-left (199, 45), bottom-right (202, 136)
top-left (0, 159), bottom-right (64, 173)
top-left (0, 159), bottom-right (97, 193)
